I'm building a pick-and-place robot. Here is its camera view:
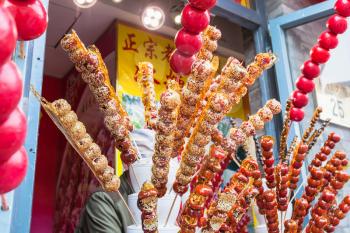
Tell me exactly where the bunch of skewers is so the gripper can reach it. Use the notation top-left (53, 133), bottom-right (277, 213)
top-left (30, 1), bottom-right (350, 233)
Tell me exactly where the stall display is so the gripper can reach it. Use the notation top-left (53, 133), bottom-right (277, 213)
top-left (13, 0), bottom-right (350, 233)
top-left (0, 0), bottom-right (47, 195)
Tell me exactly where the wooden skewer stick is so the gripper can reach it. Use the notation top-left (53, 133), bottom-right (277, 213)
top-left (117, 190), bottom-right (137, 225)
top-left (280, 212), bottom-right (283, 233)
top-left (130, 165), bottom-right (141, 191)
top-left (1, 194), bottom-right (9, 211)
top-left (164, 194), bottom-right (178, 227)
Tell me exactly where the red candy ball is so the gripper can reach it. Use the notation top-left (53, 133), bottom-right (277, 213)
top-left (188, 0), bottom-right (217, 10)
top-left (335, 0), bottom-right (350, 17)
top-left (0, 61), bottom-right (23, 124)
top-left (175, 28), bottom-right (202, 56)
top-left (0, 147), bottom-right (28, 194)
top-left (327, 14), bottom-right (348, 34)
top-left (169, 49), bottom-right (195, 75)
top-left (290, 107), bottom-right (304, 122)
top-left (310, 46), bottom-right (330, 64)
top-left (181, 5), bottom-right (210, 34)
top-left (318, 31), bottom-right (338, 50)
top-left (300, 60), bottom-right (320, 79)
top-left (292, 90), bottom-right (309, 108)
top-left (0, 6), bottom-right (17, 67)
top-left (0, 108), bottom-right (27, 163)
top-left (5, 0), bottom-right (48, 41)
top-left (296, 76), bottom-right (315, 93)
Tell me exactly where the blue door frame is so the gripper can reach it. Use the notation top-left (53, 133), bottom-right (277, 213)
top-left (0, 1), bottom-right (275, 232)
top-left (268, 0), bottom-right (335, 204)
top-left (269, 0), bottom-right (335, 138)
top-left (0, 0), bottom-right (48, 232)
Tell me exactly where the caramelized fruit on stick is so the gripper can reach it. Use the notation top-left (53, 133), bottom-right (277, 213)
top-left (151, 81), bottom-right (180, 197)
top-left (137, 62), bottom-right (157, 129)
top-left (287, 143), bottom-right (308, 190)
top-left (308, 132), bottom-right (340, 172)
top-left (60, 31), bottom-right (137, 165)
top-left (324, 195), bottom-right (350, 232)
top-left (138, 181), bottom-right (159, 233)
top-left (52, 99), bottom-right (120, 192)
top-left (173, 55), bottom-right (278, 195)
top-left (261, 136), bottom-right (276, 189)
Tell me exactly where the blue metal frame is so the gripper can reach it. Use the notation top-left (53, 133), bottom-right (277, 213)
top-left (268, 0), bottom-right (335, 215)
top-left (0, 0), bottom-right (48, 232)
top-left (213, 0), bottom-right (262, 30)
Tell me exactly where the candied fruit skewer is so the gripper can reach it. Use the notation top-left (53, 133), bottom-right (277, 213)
top-left (136, 62), bottom-right (158, 130)
top-left (173, 55), bottom-right (278, 195)
top-left (51, 99), bottom-right (120, 192)
top-left (151, 82), bottom-right (181, 197)
top-left (60, 31), bottom-right (138, 165)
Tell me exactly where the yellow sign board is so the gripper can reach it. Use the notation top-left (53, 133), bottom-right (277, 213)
top-left (117, 23), bottom-right (183, 100)
top-left (116, 22), bottom-right (249, 119)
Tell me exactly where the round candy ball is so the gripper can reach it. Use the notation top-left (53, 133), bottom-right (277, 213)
top-left (181, 5), bottom-right (210, 34)
top-left (318, 31), bottom-right (338, 50)
top-left (290, 107), bottom-right (305, 122)
top-left (169, 49), bottom-right (195, 75)
top-left (188, 0), bottom-right (217, 10)
top-left (310, 45), bottom-right (330, 64)
top-left (292, 90), bottom-right (309, 108)
top-left (175, 28), bottom-right (202, 56)
top-left (296, 76), bottom-right (315, 93)
top-left (300, 60), bottom-right (320, 79)
top-left (327, 14), bottom-right (348, 34)
top-left (335, 0), bottom-right (350, 17)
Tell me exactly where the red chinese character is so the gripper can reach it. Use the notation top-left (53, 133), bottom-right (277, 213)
top-left (133, 65), bottom-right (140, 82)
top-left (161, 44), bottom-right (174, 61)
top-left (143, 37), bottom-right (157, 59)
top-left (122, 34), bottom-right (138, 52)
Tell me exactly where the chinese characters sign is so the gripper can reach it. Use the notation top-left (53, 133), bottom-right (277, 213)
top-left (117, 23), bottom-right (182, 100)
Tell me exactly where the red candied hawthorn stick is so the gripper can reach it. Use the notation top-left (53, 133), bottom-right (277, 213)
top-left (276, 161), bottom-right (289, 211)
top-left (170, 0), bottom-right (215, 75)
top-left (320, 151), bottom-right (348, 191)
top-left (284, 219), bottom-right (298, 233)
top-left (179, 145), bottom-right (225, 233)
top-left (287, 143), bottom-right (308, 190)
top-left (305, 188), bottom-right (336, 233)
top-left (263, 190), bottom-right (280, 233)
top-left (291, 198), bottom-right (309, 232)
top-left (306, 171), bottom-right (349, 232)
top-left (260, 136), bottom-right (276, 189)
top-left (290, 0), bottom-right (350, 121)
top-left (291, 167), bottom-right (324, 229)
top-left (325, 195), bottom-right (350, 232)
top-left (308, 132), bottom-right (341, 172)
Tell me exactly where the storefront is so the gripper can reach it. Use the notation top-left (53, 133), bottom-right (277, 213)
top-left (0, 0), bottom-right (349, 232)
